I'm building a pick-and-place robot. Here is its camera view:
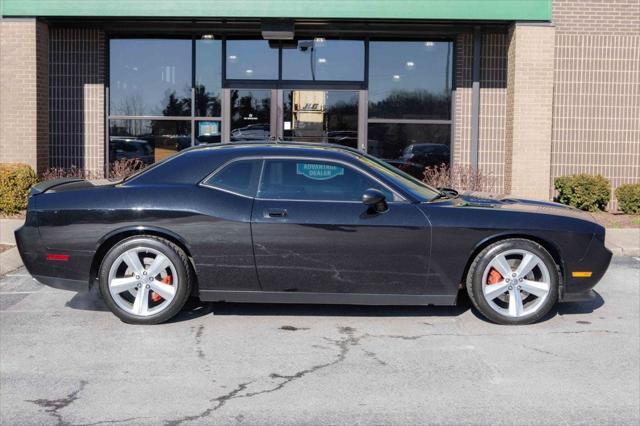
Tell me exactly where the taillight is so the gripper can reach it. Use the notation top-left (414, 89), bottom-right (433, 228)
top-left (46, 253), bottom-right (70, 261)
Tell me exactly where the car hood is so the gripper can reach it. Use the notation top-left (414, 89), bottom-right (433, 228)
top-left (450, 191), bottom-right (598, 222)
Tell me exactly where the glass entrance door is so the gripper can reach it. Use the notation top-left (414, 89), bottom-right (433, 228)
top-left (282, 90), bottom-right (359, 148)
top-left (229, 89), bottom-right (272, 141)
top-left (227, 88), bottom-right (360, 148)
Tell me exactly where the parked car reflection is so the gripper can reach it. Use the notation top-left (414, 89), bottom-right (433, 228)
top-left (109, 137), bottom-right (154, 165)
top-left (230, 124), bottom-right (271, 141)
top-left (368, 142), bottom-right (451, 179)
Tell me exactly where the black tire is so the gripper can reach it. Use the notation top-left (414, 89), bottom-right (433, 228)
top-left (466, 238), bottom-right (559, 325)
top-left (98, 236), bottom-right (193, 325)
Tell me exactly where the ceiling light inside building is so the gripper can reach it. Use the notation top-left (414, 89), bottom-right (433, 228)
top-left (201, 34), bottom-right (214, 40)
top-left (245, 69), bottom-right (253, 75)
top-left (405, 61), bottom-right (415, 70)
top-left (317, 58), bottom-right (327, 64)
top-left (228, 55), bottom-right (238, 63)
top-left (392, 74), bottom-right (401, 81)
top-left (424, 41), bottom-right (435, 48)
top-left (314, 37), bottom-right (326, 47)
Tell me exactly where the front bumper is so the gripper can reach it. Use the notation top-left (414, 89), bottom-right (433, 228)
top-left (559, 235), bottom-right (612, 302)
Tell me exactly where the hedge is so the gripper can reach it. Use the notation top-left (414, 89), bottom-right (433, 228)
top-left (554, 174), bottom-right (610, 212)
top-left (0, 163), bottom-right (38, 215)
top-left (615, 183), bottom-right (640, 214)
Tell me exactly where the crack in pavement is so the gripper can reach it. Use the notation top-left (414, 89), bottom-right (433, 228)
top-left (164, 326), bottom-right (361, 425)
top-left (165, 381), bottom-right (254, 426)
top-left (522, 344), bottom-right (564, 358)
top-left (192, 324), bottom-right (206, 360)
top-left (27, 380), bottom-right (143, 426)
top-left (365, 329), bottom-right (621, 340)
top-left (27, 380), bottom-right (88, 425)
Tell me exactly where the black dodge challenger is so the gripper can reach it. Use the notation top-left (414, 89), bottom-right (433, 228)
top-left (15, 143), bottom-right (612, 325)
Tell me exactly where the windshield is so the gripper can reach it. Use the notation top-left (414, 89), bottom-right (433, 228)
top-left (356, 152), bottom-right (441, 201)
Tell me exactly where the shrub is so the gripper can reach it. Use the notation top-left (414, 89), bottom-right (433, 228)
top-left (423, 164), bottom-right (493, 192)
top-left (554, 174), bottom-right (610, 212)
top-left (41, 166), bottom-right (97, 181)
top-left (0, 163), bottom-right (38, 215)
top-left (109, 158), bottom-right (146, 179)
top-left (615, 183), bottom-right (640, 214)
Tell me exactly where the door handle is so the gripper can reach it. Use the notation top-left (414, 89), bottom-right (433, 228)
top-left (265, 208), bottom-right (287, 218)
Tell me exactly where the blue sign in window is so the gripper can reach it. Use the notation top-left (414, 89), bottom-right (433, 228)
top-left (296, 163), bottom-right (344, 180)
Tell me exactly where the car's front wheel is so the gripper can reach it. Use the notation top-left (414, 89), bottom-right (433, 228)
top-left (98, 236), bottom-right (192, 324)
top-left (466, 238), bottom-right (559, 325)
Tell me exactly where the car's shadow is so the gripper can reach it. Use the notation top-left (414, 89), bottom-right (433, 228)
top-left (66, 288), bottom-right (605, 324)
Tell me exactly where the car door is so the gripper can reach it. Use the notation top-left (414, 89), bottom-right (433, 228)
top-left (250, 157), bottom-right (431, 295)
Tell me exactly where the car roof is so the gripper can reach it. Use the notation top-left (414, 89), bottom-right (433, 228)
top-left (125, 141), bottom-right (367, 186)
top-left (184, 141), bottom-right (363, 156)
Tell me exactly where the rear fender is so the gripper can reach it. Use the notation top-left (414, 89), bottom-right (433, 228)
top-left (89, 225), bottom-right (196, 290)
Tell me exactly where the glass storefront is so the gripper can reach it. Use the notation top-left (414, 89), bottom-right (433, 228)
top-left (282, 90), bottom-right (358, 147)
top-left (282, 39), bottom-right (365, 81)
top-left (110, 39), bottom-right (192, 117)
top-left (108, 37), bottom-right (453, 174)
top-left (109, 120), bottom-right (191, 164)
top-left (230, 89), bottom-right (272, 141)
top-left (226, 40), bottom-right (279, 80)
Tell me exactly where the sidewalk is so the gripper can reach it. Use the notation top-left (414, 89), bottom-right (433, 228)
top-left (605, 228), bottom-right (640, 257)
top-left (0, 217), bottom-right (638, 276)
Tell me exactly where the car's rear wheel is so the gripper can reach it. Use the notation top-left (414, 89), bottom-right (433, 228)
top-left (466, 238), bottom-right (559, 325)
top-left (98, 236), bottom-right (192, 324)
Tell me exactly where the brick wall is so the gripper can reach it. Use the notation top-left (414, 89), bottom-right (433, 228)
top-left (49, 28), bottom-right (106, 176)
top-left (453, 33), bottom-right (473, 168)
top-left (504, 24), bottom-right (556, 199)
top-left (551, 0), bottom-right (640, 210)
top-left (553, 0), bottom-right (640, 35)
top-left (0, 19), bottom-right (49, 173)
top-left (453, 31), bottom-right (508, 193)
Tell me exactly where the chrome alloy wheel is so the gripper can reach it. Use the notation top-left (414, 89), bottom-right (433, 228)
top-left (107, 246), bottom-right (178, 317)
top-left (481, 249), bottom-right (551, 318)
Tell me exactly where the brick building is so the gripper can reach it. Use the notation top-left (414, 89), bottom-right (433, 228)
top-left (0, 0), bottom-right (638, 207)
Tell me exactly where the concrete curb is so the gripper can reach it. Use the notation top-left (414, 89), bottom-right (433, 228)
top-left (0, 247), bottom-right (23, 275)
top-left (605, 228), bottom-right (640, 257)
top-left (1, 218), bottom-right (25, 245)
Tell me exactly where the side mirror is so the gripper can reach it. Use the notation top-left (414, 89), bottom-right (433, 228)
top-left (362, 188), bottom-right (388, 213)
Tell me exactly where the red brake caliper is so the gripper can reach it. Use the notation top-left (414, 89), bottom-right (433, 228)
top-left (487, 267), bottom-right (503, 285)
top-left (151, 275), bottom-right (172, 303)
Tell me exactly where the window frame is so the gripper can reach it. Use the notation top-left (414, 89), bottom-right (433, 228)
top-left (199, 158), bottom-right (264, 198)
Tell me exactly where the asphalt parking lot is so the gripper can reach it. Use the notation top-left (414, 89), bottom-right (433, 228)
top-left (1, 256), bottom-right (638, 425)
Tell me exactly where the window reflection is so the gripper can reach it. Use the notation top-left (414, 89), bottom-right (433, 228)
top-left (109, 39), bottom-right (192, 116)
top-left (369, 41), bottom-right (453, 120)
top-left (282, 39), bottom-right (365, 81)
top-left (283, 90), bottom-right (358, 148)
top-left (367, 123), bottom-right (451, 178)
top-left (195, 40), bottom-right (222, 117)
top-left (226, 40), bottom-right (279, 80)
top-left (230, 90), bottom-right (271, 141)
top-left (109, 120), bottom-right (191, 165)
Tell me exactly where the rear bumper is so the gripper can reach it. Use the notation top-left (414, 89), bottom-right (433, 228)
top-left (15, 219), bottom-right (91, 291)
top-left (32, 275), bottom-right (86, 292)
top-left (559, 235), bottom-right (612, 302)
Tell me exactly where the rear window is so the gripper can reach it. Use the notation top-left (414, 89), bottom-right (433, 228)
top-left (203, 159), bottom-right (262, 197)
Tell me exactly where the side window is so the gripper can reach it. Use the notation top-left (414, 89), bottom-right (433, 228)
top-left (203, 159), bottom-right (261, 197)
top-left (258, 159), bottom-right (396, 201)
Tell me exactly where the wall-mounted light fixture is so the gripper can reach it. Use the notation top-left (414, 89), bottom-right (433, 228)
top-left (261, 20), bottom-right (294, 40)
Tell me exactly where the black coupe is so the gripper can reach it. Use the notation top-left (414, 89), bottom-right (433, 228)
top-left (15, 143), bottom-right (612, 325)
